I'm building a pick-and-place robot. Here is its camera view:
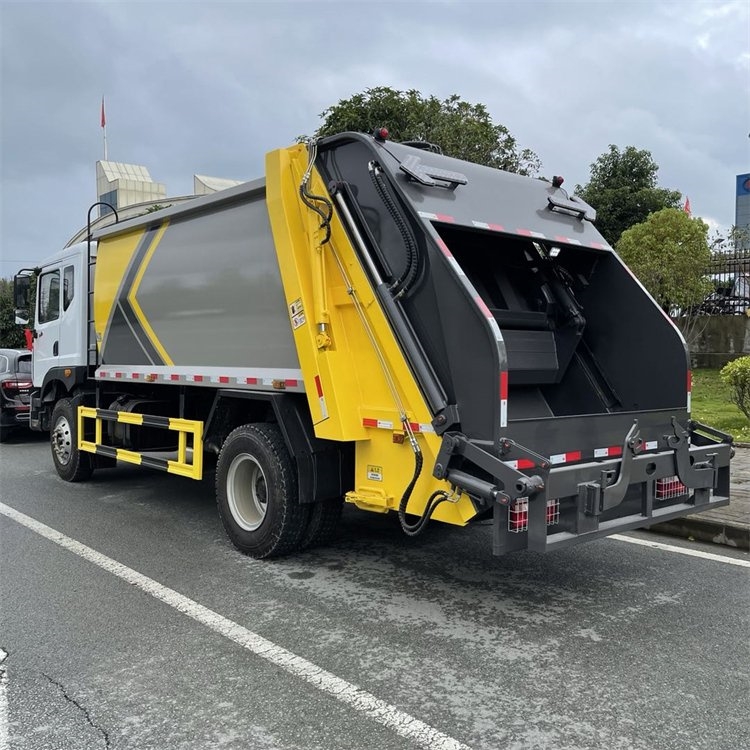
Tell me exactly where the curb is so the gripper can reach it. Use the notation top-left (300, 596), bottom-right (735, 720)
top-left (646, 518), bottom-right (750, 551)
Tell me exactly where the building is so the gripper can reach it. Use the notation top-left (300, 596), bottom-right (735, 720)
top-left (96, 161), bottom-right (167, 217)
top-left (736, 173), bottom-right (750, 251)
top-left (66, 162), bottom-right (245, 247)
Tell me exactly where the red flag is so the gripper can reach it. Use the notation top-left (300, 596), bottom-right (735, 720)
top-left (100, 97), bottom-right (106, 128)
top-left (683, 196), bottom-right (691, 216)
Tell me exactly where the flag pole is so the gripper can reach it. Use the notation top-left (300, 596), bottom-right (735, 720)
top-left (101, 96), bottom-right (108, 161)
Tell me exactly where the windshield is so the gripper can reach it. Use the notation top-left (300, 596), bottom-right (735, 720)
top-left (16, 355), bottom-right (32, 374)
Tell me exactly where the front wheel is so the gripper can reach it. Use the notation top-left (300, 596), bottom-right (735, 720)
top-left (50, 398), bottom-right (93, 482)
top-left (216, 423), bottom-right (309, 558)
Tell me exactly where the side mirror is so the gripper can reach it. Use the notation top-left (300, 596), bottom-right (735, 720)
top-left (14, 274), bottom-right (30, 308)
top-left (13, 273), bottom-right (31, 325)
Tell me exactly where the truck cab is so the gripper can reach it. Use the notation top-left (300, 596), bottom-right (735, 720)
top-left (14, 242), bottom-right (92, 429)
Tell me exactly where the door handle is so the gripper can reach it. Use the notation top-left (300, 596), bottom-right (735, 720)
top-left (53, 341), bottom-right (58, 356)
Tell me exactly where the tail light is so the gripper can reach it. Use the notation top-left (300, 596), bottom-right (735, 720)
top-left (1, 379), bottom-right (33, 393)
top-left (656, 476), bottom-right (687, 501)
top-left (508, 499), bottom-right (529, 533)
top-left (508, 498), bottom-right (560, 533)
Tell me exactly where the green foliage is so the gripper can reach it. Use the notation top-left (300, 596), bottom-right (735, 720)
top-left (314, 87), bottom-right (541, 176)
top-left (720, 357), bottom-right (750, 421)
top-left (692, 369), bottom-right (749, 442)
top-left (575, 145), bottom-right (682, 246)
top-left (616, 208), bottom-right (712, 312)
top-left (0, 278), bottom-right (27, 348)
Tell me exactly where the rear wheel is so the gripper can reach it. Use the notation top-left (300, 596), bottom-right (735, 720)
top-left (216, 423), bottom-right (309, 558)
top-left (50, 397), bottom-right (93, 482)
top-left (300, 497), bottom-right (344, 550)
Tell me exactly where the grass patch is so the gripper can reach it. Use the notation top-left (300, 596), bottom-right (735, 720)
top-left (692, 368), bottom-right (750, 442)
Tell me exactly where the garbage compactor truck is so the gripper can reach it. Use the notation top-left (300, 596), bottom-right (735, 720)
top-left (14, 130), bottom-right (733, 558)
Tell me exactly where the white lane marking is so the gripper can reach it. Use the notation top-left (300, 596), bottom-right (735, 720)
top-left (610, 534), bottom-right (750, 567)
top-left (0, 648), bottom-right (8, 750)
top-left (0, 503), bottom-right (470, 750)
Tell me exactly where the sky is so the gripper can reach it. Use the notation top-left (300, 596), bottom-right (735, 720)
top-left (1, 0), bottom-right (748, 278)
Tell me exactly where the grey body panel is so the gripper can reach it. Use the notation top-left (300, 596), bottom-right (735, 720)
top-left (95, 180), bottom-right (300, 372)
top-left (378, 141), bottom-right (608, 248)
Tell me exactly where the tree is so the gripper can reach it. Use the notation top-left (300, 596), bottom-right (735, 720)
top-left (575, 145), bottom-right (682, 246)
top-left (616, 208), bottom-right (712, 351)
top-left (313, 87), bottom-right (541, 176)
top-left (0, 278), bottom-right (27, 349)
top-left (617, 208), bottom-right (711, 311)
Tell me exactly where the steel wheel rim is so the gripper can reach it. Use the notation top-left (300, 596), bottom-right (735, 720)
top-left (52, 415), bottom-right (73, 466)
top-left (227, 453), bottom-right (268, 531)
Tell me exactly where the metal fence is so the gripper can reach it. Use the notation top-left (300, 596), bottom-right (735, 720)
top-left (702, 248), bottom-right (750, 315)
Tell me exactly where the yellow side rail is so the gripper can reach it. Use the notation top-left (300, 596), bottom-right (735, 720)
top-left (78, 406), bottom-right (203, 480)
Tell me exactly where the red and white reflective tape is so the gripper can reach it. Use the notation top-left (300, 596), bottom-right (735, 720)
top-left (500, 371), bottom-right (508, 428)
top-left (516, 228), bottom-right (547, 240)
top-left (418, 211), bottom-right (455, 223)
top-left (593, 446), bottom-right (623, 458)
top-left (474, 295), bottom-right (494, 321)
top-left (550, 450), bottom-right (583, 465)
top-left (687, 370), bottom-right (692, 412)
top-left (554, 235), bottom-right (582, 246)
top-left (503, 458), bottom-right (536, 470)
top-left (436, 238), bottom-right (466, 276)
top-left (472, 220), bottom-right (505, 232)
top-left (96, 368), bottom-right (304, 392)
top-left (435, 237), bottom-right (453, 257)
top-left (362, 418), bottom-right (434, 434)
top-left (314, 375), bottom-right (328, 420)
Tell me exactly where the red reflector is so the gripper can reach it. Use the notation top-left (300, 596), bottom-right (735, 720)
top-left (500, 371), bottom-right (509, 400)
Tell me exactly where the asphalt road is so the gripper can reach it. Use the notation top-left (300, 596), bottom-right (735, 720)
top-left (1, 434), bottom-right (749, 750)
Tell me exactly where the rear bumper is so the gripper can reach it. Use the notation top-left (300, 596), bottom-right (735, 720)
top-left (492, 440), bottom-right (731, 554)
top-left (0, 405), bottom-right (31, 428)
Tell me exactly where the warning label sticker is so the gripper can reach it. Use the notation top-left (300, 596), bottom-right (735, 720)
top-left (367, 465), bottom-right (383, 482)
top-left (289, 298), bottom-right (306, 329)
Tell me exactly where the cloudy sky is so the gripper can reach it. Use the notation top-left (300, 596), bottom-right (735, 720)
top-left (1, 0), bottom-right (748, 278)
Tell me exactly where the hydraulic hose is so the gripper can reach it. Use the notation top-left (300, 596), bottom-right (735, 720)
top-left (396, 426), bottom-right (452, 537)
top-left (369, 163), bottom-right (420, 299)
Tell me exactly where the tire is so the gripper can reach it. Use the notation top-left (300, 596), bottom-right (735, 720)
top-left (216, 423), bottom-right (309, 559)
top-left (300, 497), bottom-right (344, 551)
top-left (50, 398), bottom-right (93, 482)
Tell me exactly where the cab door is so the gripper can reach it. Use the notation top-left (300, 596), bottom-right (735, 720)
top-left (33, 267), bottom-right (62, 387)
top-left (33, 261), bottom-right (85, 388)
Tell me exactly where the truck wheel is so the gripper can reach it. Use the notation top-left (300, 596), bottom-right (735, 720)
top-left (216, 423), bottom-right (309, 558)
top-left (300, 497), bottom-right (344, 550)
top-left (50, 398), bottom-right (93, 482)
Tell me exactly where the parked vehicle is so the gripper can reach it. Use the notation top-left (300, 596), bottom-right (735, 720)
top-left (14, 131), bottom-right (732, 557)
top-left (0, 348), bottom-right (33, 441)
